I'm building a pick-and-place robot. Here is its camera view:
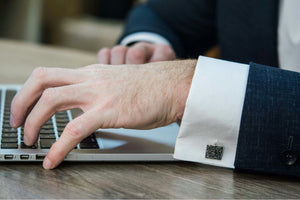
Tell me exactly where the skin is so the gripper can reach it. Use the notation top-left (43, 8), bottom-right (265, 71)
top-left (97, 42), bottom-right (176, 64)
top-left (10, 59), bottom-right (197, 169)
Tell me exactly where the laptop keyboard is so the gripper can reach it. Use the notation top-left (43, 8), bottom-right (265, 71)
top-left (0, 89), bottom-right (99, 150)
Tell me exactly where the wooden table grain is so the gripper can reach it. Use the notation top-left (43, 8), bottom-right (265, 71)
top-left (0, 39), bottom-right (299, 199)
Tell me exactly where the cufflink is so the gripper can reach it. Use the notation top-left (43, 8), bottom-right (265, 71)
top-left (205, 145), bottom-right (224, 160)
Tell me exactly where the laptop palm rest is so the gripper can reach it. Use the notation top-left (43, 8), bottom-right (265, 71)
top-left (95, 123), bottom-right (179, 153)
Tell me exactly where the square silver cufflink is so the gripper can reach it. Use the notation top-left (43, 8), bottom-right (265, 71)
top-left (205, 145), bottom-right (224, 160)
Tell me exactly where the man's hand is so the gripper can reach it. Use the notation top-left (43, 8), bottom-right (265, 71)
top-left (10, 60), bottom-right (196, 169)
top-left (97, 42), bottom-right (176, 64)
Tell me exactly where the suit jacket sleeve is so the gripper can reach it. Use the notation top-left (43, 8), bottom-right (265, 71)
top-left (119, 0), bottom-right (217, 58)
top-left (235, 63), bottom-right (300, 177)
top-left (174, 57), bottom-right (299, 177)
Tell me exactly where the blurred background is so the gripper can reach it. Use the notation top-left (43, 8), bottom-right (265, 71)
top-left (0, 0), bottom-right (145, 52)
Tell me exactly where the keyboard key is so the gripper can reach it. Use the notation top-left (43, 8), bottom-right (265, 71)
top-left (55, 117), bottom-right (68, 121)
top-left (40, 129), bottom-right (54, 134)
top-left (41, 125), bottom-right (54, 129)
top-left (5, 90), bottom-right (17, 99)
top-left (4, 90), bottom-right (16, 111)
top-left (40, 139), bottom-right (55, 149)
top-left (4, 107), bottom-right (11, 112)
top-left (56, 123), bottom-right (67, 126)
top-left (2, 133), bottom-right (18, 138)
top-left (40, 134), bottom-right (56, 139)
top-left (1, 143), bottom-right (18, 149)
top-left (55, 116), bottom-right (68, 121)
top-left (57, 127), bottom-right (64, 133)
top-left (2, 128), bottom-right (18, 133)
top-left (1, 138), bottom-right (18, 143)
top-left (56, 111), bottom-right (67, 115)
top-left (56, 124), bottom-right (66, 128)
top-left (21, 142), bottom-right (37, 149)
top-left (56, 123), bottom-right (67, 128)
top-left (81, 135), bottom-right (97, 144)
top-left (3, 113), bottom-right (10, 117)
top-left (80, 143), bottom-right (99, 149)
top-left (2, 124), bottom-right (16, 129)
top-left (3, 121), bottom-right (11, 125)
top-left (3, 115), bottom-right (10, 121)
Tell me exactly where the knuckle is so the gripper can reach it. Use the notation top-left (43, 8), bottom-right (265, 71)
top-left (64, 121), bottom-right (83, 139)
top-left (41, 88), bottom-right (57, 103)
top-left (111, 45), bottom-right (127, 55)
top-left (117, 118), bottom-right (132, 129)
top-left (127, 47), bottom-right (145, 62)
top-left (11, 95), bottom-right (21, 113)
top-left (159, 45), bottom-right (176, 58)
top-left (31, 67), bottom-right (48, 81)
top-left (24, 119), bottom-right (34, 132)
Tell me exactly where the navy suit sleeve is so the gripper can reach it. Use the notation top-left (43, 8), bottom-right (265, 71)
top-left (235, 63), bottom-right (300, 177)
top-left (119, 0), bottom-right (217, 58)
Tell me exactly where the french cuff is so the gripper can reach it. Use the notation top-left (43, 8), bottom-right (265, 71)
top-left (120, 32), bottom-right (172, 46)
top-left (174, 56), bottom-right (249, 168)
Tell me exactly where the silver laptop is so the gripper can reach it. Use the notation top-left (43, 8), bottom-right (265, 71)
top-left (0, 84), bottom-right (179, 162)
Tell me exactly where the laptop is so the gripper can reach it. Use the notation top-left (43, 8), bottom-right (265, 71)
top-left (0, 84), bottom-right (179, 162)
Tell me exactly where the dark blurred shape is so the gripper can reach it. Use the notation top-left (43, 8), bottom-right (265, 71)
top-left (0, 0), bottom-right (43, 42)
top-left (95, 0), bottom-right (135, 19)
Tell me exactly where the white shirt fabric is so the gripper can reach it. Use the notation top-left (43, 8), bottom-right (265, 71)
top-left (278, 0), bottom-right (300, 72)
top-left (120, 32), bottom-right (172, 47)
top-left (120, 0), bottom-right (300, 168)
top-left (174, 57), bottom-right (249, 168)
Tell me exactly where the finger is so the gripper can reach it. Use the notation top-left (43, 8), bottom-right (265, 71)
top-left (43, 109), bottom-right (108, 169)
top-left (110, 45), bottom-right (127, 65)
top-left (149, 44), bottom-right (176, 62)
top-left (125, 43), bottom-right (155, 64)
top-left (23, 84), bottom-right (86, 146)
top-left (11, 67), bottom-right (88, 128)
top-left (97, 48), bottom-right (110, 64)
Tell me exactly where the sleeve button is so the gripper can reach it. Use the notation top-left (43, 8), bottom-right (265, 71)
top-left (280, 150), bottom-right (298, 166)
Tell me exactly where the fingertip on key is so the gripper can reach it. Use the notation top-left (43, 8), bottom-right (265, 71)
top-left (23, 135), bottom-right (29, 145)
top-left (43, 157), bottom-right (53, 169)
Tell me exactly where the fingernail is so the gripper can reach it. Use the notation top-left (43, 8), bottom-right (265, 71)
top-left (43, 157), bottom-right (53, 169)
top-left (10, 113), bottom-right (16, 127)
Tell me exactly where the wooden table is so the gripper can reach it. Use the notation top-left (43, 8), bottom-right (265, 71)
top-left (0, 39), bottom-right (299, 199)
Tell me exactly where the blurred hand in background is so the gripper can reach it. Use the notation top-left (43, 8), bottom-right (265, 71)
top-left (97, 42), bottom-right (176, 64)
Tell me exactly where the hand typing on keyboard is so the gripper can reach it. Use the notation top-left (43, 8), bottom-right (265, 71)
top-left (9, 60), bottom-right (196, 169)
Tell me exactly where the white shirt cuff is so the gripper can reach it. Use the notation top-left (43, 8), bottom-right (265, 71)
top-left (120, 32), bottom-right (172, 46)
top-left (174, 56), bottom-right (250, 168)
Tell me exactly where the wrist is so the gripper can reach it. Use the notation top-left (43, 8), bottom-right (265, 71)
top-left (173, 59), bottom-right (197, 120)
